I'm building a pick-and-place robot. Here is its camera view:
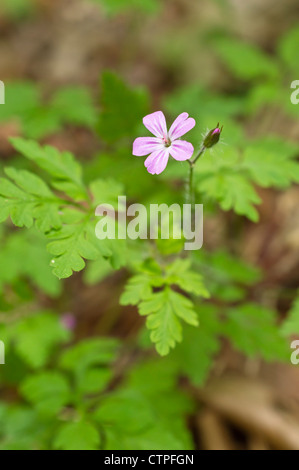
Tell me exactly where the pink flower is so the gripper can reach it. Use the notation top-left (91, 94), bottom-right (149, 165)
top-left (133, 111), bottom-right (196, 175)
top-left (60, 313), bottom-right (76, 331)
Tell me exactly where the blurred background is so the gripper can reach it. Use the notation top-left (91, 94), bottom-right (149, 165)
top-left (0, 0), bottom-right (299, 450)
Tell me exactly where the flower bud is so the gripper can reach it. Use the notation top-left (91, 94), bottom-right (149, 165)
top-left (203, 123), bottom-right (223, 148)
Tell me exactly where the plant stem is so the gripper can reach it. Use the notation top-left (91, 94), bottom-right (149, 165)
top-left (190, 145), bottom-right (206, 166)
top-left (188, 162), bottom-right (194, 206)
top-left (186, 145), bottom-right (206, 205)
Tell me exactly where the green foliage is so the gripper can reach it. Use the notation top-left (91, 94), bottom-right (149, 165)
top-left (242, 139), bottom-right (299, 188)
top-left (21, 371), bottom-right (71, 416)
top-left (50, 87), bottom-right (97, 128)
top-left (121, 259), bottom-right (209, 355)
top-left (0, 330), bottom-right (194, 450)
top-left (223, 303), bottom-right (289, 361)
top-left (0, 138), bottom-right (126, 278)
top-left (213, 37), bottom-right (279, 81)
top-left (1, 312), bottom-right (70, 369)
top-left (170, 304), bottom-right (222, 385)
top-left (0, 0), bottom-right (34, 19)
top-left (281, 292), bottom-right (299, 336)
top-left (139, 288), bottom-right (198, 356)
top-left (11, 138), bottom-right (87, 200)
top-left (200, 171), bottom-right (261, 222)
top-left (92, 358), bottom-right (193, 450)
top-left (0, 405), bottom-right (47, 450)
top-left (54, 420), bottom-right (100, 451)
top-left (58, 337), bottom-right (118, 380)
top-left (0, 229), bottom-right (61, 297)
top-left (211, 29), bottom-right (299, 122)
top-left (194, 138), bottom-right (299, 221)
top-left (195, 250), bottom-right (261, 302)
top-left (97, 71), bottom-right (149, 143)
top-left (0, 167), bottom-right (62, 230)
top-left (93, 387), bottom-right (191, 450)
top-left (83, 257), bottom-right (114, 285)
top-left (164, 84), bottom-right (244, 133)
top-left (91, 0), bottom-right (159, 16)
top-left (47, 211), bottom-right (100, 279)
top-left (0, 82), bottom-right (96, 139)
top-left (278, 26), bottom-right (299, 74)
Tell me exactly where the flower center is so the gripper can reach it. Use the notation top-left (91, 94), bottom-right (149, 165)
top-left (162, 136), bottom-right (171, 147)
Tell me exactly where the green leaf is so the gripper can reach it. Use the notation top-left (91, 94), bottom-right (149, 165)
top-left (195, 140), bottom-right (299, 220)
top-left (242, 141), bottom-right (299, 188)
top-left (120, 260), bottom-right (164, 306)
top-left (83, 257), bottom-right (114, 285)
top-left (7, 139), bottom-right (127, 278)
top-left (139, 288), bottom-right (198, 356)
top-left (90, 178), bottom-right (124, 209)
top-left (120, 273), bottom-right (157, 306)
top-left (170, 305), bottom-right (221, 385)
top-left (12, 312), bottom-right (70, 369)
top-left (10, 138), bottom-right (87, 201)
top-left (98, 236), bottom-right (127, 270)
top-left (196, 250), bottom-right (261, 286)
top-left (108, 359), bottom-right (194, 450)
top-left (91, 0), bottom-right (159, 16)
top-left (121, 258), bottom-right (209, 308)
top-left (128, 357), bottom-right (178, 394)
top-left (0, 82), bottom-right (39, 122)
top-left (22, 107), bottom-right (62, 140)
top-left (77, 368), bottom-right (112, 395)
top-left (93, 389), bottom-right (154, 434)
top-left (0, 405), bottom-right (45, 450)
top-left (0, 168), bottom-right (61, 231)
top-left (194, 146), bottom-right (240, 176)
top-left (199, 172), bottom-right (261, 222)
top-left (121, 259), bottom-right (208, 355)
top-left (214, 37), bottom-right (278, 80)
top-left (0, 229), bottom-right (61, 296)
top-left (127, 357), bottom-right (193, 415)
top-left (165, 258), bottom-right (210, 298)
top-left (20, 372), bottom-right (70, 415)
top-left (47, 203), bottom-right (126, 278)
top-left (281, 292), bottom-right (299, 336)
top-left (0, 0), bottom-right (34, 19)
top-left (54, 420), bottom-right (100, 450)
top-left (97, 71), bottom-right (149, 143)
top-left (104, 424), bottom-right (191, 450)
top-left (50, 87), bottom-right (97, 128)
top-left (47, 212), bottom-right (100, 279)
top-left (59, 337), bottom-right (119, 379)
top-left (0, 82), bottom-right (96, 139)
top-left (223, 303), bottom-right (289, 361)
top-left (164, 84), bottom-right (244, 138)
top-left (278, 26), bottom-right (299, 74)
top-left (245, 82), bottom-right (282, 115)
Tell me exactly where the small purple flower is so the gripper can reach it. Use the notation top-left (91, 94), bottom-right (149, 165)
top-left (133, 111), bottom-right (196, 175)
top-left (60, 313), bottom-right (76, 331)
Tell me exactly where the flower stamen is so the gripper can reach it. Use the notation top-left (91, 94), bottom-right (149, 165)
top-left (162, 136), bottom-right (171, 147)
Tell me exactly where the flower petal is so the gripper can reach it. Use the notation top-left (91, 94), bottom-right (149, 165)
top-left (169, 140), bottom-right (194, 161)
top-left (143, 111), bottom-right (167, 139)
top-left (169, 112), bottom-right (196, 140)
top-left (145, 148), bottom-right (169, 175)
top-left (133, 137), bottom-right (163, 156)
